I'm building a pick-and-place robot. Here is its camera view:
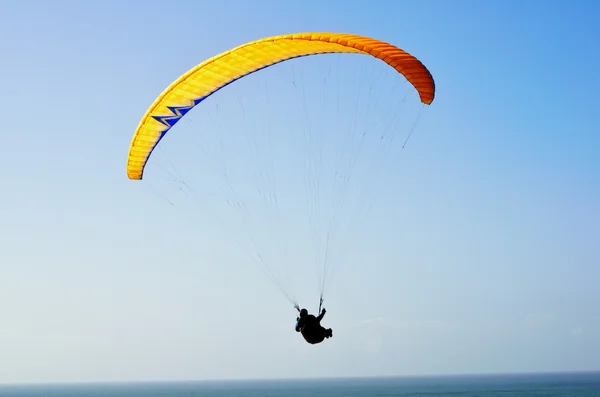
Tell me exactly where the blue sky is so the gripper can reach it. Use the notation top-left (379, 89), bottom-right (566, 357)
top-left (1, 0), bottom-right (599, 384)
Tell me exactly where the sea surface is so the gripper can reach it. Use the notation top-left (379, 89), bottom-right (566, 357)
top-left (1, 372), bottom-right (600, 397)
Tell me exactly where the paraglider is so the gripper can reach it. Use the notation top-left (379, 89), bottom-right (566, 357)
top-left (295, 307), bottom-right (333, 345)
top-left (125, 32), bottom-right (435, 344)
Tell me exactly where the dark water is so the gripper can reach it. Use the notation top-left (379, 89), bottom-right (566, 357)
top-left (1, 372), bottom-right (600, 396)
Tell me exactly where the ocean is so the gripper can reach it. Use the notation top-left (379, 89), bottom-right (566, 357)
top-left (1, 372), bottom-right (599, 397)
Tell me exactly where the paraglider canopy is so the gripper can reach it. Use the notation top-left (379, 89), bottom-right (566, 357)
top-left (126, 32), bottom-right (435, 181)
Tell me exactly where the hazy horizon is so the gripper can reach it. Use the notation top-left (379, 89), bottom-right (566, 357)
top-left (3, 370), bottom-right (600, 386)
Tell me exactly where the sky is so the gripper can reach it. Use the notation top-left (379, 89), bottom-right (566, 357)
top-left (1, 0), bottom-right (600, 385)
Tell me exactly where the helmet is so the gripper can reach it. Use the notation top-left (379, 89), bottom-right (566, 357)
top-left (299, 308), bottom-right (308, 318)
